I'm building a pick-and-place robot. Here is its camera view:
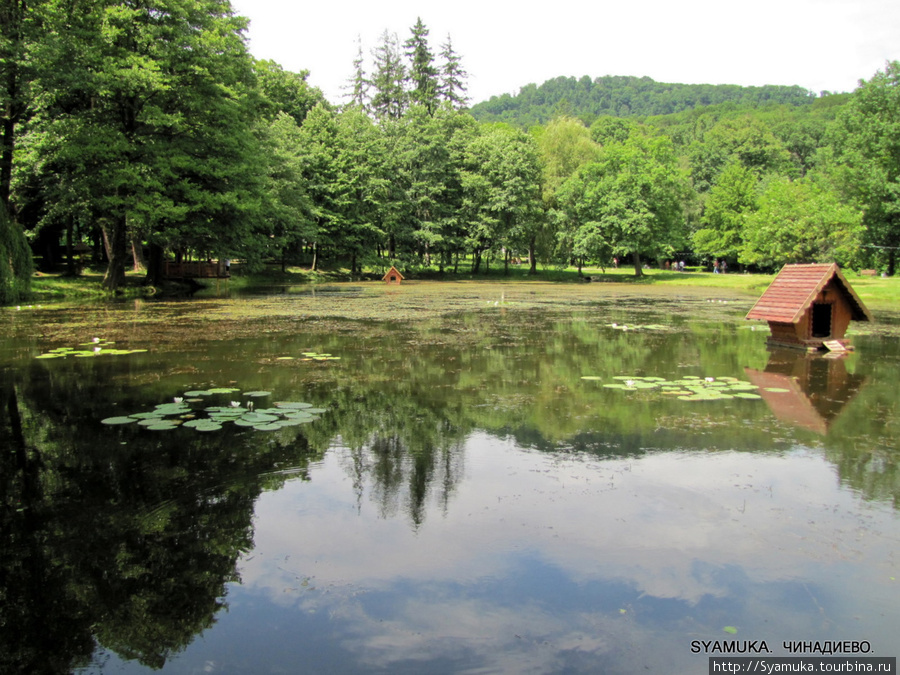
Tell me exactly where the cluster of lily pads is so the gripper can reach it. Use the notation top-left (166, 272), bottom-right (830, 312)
top-left (101, 387), bottom-right (326, 432)
top-left (36, 338), bottom-right (147, 360)
top-left (276, 352), bottom-right (340, 361)
top-left (582, 375), bottom-right (789, 402)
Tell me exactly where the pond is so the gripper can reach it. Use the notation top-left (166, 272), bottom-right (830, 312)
top-left (1, 282), bottom-right (898, 674)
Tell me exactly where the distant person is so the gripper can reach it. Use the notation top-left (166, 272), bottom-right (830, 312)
top-left (713, 260), bottom-right (719, 274)
top-left (613, 256), bottom-right (618, 269)
top-left (721, 260), bottom-right (727, 273)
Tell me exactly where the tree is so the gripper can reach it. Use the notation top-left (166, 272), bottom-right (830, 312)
top-left (343, 35), bottom-right (369, 110)
top-left (535, 116), bottom-right (600, 272)
top-left (0, 200), bottom-right (32, 304)
top-left (404, 18), bottom-right (438, 115)
top-left (741, 176), bottom-right (863, 268)
top-left (0, 0), bottom-right (43, 298)
top-left (296, 104), bottom-right (386, 275)
top-left (438, 35), bottom-right (468, 110)
top-left (370, 30), bottom-right (407, 122)
top-left (692, 160), bottom-right (758, 263)
top-left (0, 0), bottom-right (44, 209)
top-left (35, 0), bottom-right (260, 290)
top-left (688, 115), bottom-right (794, 193)
top-left (830, 61), bottom-right (900, 275)
top-left (254, 59), bottom-right (326, 127)
top-left (460, 123), bottom-right (542, 274)
top-left (557, 134), bottom-right (689, 276)
top-left (386, 104), bottom-right (475, 270)
top-left (256, 112), bottom-right (315, 270)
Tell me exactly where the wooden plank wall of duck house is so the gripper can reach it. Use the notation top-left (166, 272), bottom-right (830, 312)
top-left (745, 263), bottom-right (873, 351)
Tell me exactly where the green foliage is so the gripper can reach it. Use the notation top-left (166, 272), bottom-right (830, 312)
top-left (470, 75), bottom-right (818, 127)
top-left (740, 175), bottom-right (863, 268)
top-left (692, 160), bottom-right (759, 260)
top-left (459, 123), bottom-right (543, 272)
top-left (370, 30), bottom-right (408, 121)
top-left (437, 35), bottom-right (468, 109)
top-left (830, 61), bottom-right (900, 274)
top-left (26, 0), bottom-right (261, 289)
top-left (0, 202), bottom-right (33, 304)
top-left (556, 133), bottom-right (689, 274)
top-left (404, 18), bottom-right (439, 114)
top-left (253, 59), bottom-right (327, 126)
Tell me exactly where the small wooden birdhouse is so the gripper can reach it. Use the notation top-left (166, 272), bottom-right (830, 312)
top-left (745, 263), bottom-right (873, 351)
top-left (382, 266), bottom-right (404, 284)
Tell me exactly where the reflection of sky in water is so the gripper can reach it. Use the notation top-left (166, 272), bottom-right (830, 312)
top-left (96, 435), bottom-right (900, 674)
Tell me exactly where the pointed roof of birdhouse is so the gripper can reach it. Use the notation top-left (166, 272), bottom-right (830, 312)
top-left (745, 263), bottom-right (873, 324)
top-left (382, 265), bottom-right (404, 281)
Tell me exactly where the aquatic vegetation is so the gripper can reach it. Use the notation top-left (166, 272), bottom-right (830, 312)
top-left (606, 322), bottom-right (670, 331)
top-left (101, 388), bottom-right (326, 431)
top-left (274, 352), bottom-right (340, 361)
top-left (35, 338), bottom-right (148, 359)
top-left (583, 375), bottom-right (790, 402)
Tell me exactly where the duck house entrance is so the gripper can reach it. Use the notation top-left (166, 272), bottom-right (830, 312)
top-left (811, 303), bottom-right (832, 338)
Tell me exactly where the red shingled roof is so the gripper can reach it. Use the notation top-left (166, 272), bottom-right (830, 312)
top-left (745, 263), bottom-right (873, 324)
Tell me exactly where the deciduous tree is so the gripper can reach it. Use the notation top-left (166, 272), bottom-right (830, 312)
top-left (830, 61), bottom-right (900, 274)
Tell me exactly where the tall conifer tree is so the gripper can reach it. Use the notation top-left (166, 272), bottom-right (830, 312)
top-left (370, 31), bottom-right (407, 121)
top-left (404, 18), bottom-right (438, 114)
top-left (344, 35), bottom-right (370, 110)
top-left (438, 35), bottom-right (468, 110)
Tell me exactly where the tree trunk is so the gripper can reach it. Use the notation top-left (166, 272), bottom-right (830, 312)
top-left (1, 117), bottom-right (14, 210)
top-left (64, 216), bottom-right (77, 276)
top-left (311, 242), bottom-right (318, 271)
top-left (131, 233), bottom-right (145, 272)
top-left (146, 242), bottom-right (165, 285)
top-left (631, 251), bottom-right (644, 277)
top-left (102, 214), bottom-right (128, 291)
top-left (528, 235), bottom-right (537, 275)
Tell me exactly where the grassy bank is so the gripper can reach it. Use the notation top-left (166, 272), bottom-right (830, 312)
top-left (23, 264), bottom-right (900, 313)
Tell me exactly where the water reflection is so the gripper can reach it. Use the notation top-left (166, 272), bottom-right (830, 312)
top-left (1, 295), bottom-right (898, 674)
top-left (745, 349), bottom-right (867, 435)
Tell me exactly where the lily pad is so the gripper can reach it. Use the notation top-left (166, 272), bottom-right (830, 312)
top-left (253, 422), bottom-right (286, 431)
top-left (101, 416), bottom-right (137, 425)
top-left (146, 421), bottom-right (179, 431)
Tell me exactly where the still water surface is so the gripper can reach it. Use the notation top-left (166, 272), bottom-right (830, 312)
top-left (1, 282), bottom-right (898, 674)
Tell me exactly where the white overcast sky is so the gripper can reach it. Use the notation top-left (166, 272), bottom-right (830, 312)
top-left (228, 0), bottom-right (900, 106)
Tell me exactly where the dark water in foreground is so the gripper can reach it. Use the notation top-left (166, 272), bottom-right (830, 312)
top-left (1, 284), bottom-right (898, 674)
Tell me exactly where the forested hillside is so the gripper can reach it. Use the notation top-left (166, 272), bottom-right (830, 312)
top-left (2, 6), bottom-right (899, 304)
top-left (469, 75), bottom-right (822, 127)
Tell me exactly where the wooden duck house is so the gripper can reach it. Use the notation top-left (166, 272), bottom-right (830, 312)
top-left (745, 263), bottom-right (873, 351)
top-left (382, 266), bottom-right (404, 284)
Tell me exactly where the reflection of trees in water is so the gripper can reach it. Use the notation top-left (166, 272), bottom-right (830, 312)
top-left (330, 387), bottom-right (468, 527)
top-left (0, 365), bottom-right (321, 673)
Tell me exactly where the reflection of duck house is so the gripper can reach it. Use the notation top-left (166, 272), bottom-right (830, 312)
top-left (382, 266), bottom-right (404, 284)
top-left (745, 349), bottom-right (867, 435)
top-left (745, 263), bottom-right (873, 352)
